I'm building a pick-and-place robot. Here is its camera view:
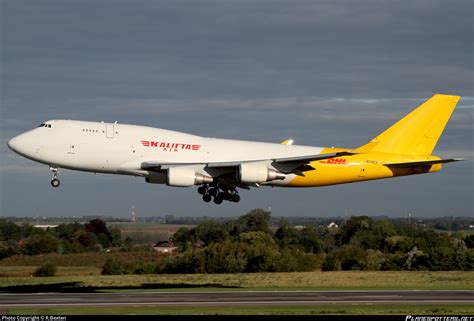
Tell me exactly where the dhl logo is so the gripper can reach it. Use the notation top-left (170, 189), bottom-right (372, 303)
top-left (319, 158), bottom-right (347, 165)
top-left (141, 140), bottom-right (201, 152)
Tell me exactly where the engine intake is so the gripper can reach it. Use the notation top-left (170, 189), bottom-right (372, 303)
top-left (238, 163), bottom-right (286, 184)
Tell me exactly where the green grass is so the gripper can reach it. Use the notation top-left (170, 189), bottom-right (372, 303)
top-left (0, 271), bottom-right (472, 291)
top-left (0, 252), bottom-right (165, 268)
top-left (3, 305), bottom-right (474, 315)
top-left (1, 270), bottom-right (472, 316)
top-left (0, 266), bottom-right (101, 277)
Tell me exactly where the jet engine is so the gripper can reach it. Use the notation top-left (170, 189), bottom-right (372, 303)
top-left (166, 167), bottom-right (213, 187)
top-left (145, 172), bottom-right (166, 184)
top-left (238, 163), bottom-right (286, 184)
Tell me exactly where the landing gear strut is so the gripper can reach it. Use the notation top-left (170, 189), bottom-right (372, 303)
top-left (197, 184), bottom-right (240, 204)
top-left (50, 166), bottom-right (60, 188)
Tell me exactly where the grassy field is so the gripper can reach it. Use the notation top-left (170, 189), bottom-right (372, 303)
top-left (0, 252), bottom-right (165, 268)
top-left (111, 223), bottom-right (194, 244)
top-left (0, 271), bottom-right (472, 291)
top-left (1, 252), bottom-right (472, 315)
top-left (1, 270), bottom-right (472, 315)
top-left (0, 266), bottom-right (101, 277)
top-left (4, 305), bottom-right (474, 315)
top-left (110, 222), bottom-right (195, 229)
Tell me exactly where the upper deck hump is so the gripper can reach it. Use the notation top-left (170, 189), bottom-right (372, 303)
top-left (47, 119), bottom-right (202, 139)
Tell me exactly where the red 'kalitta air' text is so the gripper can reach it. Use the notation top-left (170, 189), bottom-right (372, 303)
top-left (141, 140), bottom-right (201, 152)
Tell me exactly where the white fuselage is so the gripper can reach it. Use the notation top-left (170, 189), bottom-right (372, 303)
top-left (8, 120), bottom-right (323, 186)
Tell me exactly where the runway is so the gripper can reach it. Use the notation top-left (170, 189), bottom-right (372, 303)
top-left (0, 290), bottom-right (472, 308)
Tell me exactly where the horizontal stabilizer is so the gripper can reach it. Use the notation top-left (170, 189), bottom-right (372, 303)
top-left (383, 158), bottom-right (463, 168)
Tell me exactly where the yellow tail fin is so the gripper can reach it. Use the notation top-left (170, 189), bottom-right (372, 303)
top-left (355, 94), bottom-right (460, 156)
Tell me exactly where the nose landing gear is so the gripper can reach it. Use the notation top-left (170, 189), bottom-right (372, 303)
top-left (50, 166), bottom-right (60, 188)
top-left (197, 184), bottom-right (240, 204)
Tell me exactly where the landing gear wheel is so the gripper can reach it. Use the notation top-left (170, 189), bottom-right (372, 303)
top-left (198, 185), bottom-right (207, 195)
top-left (51, 178), bottom-right (60, 188)
top-left (202, 194), bottom-right (212, 202)
top-left (208, 188), bottom-right (218, 197)
top-left (231, 194), bottom-right (241, 203)
top-left (213, 193), bottom-right (224, 204)
top-left (49, 166), bottom-right (60, 188)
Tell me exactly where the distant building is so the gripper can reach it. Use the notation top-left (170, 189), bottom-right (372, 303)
top-left (192, 240), bottom-right (205, 248)
top-left (33, 224), bottom-right (59, 229)
top-left (327, 222), bottom-right (339, 228)
top-left (153, 240), bottom-right (177, 253)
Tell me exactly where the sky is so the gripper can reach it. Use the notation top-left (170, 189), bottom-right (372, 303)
top-left (1, 0), bottom-right (473, 218)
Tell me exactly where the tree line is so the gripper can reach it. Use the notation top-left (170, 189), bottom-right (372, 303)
top-left (169, 210), bottom-right (474, 272)
top-left (1, 210), bottom-right (473, 274)
top-left (0, 218), bottom-right (122, 259)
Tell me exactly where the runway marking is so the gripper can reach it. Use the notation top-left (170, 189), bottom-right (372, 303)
top-left (1, 300), bottom-right (473, 308)
top-left (1, 290), bottom-right (473, 295)
top-left (0, 290), bottom-right (471, 308)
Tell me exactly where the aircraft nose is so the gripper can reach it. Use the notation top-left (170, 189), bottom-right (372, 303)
top-left (7, 136), bottom-right (18, 151)
top-left (7, 133), bottom-right (31, 156)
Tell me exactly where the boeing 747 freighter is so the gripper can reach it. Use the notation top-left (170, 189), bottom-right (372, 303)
top-left (7, 94), bottom-right (462, 204)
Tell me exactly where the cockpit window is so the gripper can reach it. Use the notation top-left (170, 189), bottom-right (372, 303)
top-left (38, 123), bottom-right (46, 127)
top-left (37, 123), bottom-right (51, 128)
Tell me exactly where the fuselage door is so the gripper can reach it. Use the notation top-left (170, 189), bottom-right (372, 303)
top-left (105, 123), bottom-right (115, 139)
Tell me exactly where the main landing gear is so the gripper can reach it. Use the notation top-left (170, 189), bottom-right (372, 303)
top-left (197, 184), bottom-right (240, 204)
top-left (50, 166), bottom-right (60, 188)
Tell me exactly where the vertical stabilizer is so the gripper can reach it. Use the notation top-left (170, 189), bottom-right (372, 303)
top-left (355, 94), bottom-right (460, 156)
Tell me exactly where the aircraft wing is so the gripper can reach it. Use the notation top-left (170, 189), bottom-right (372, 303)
top-left (272, 151), bottom-right (355, 164)
top-left (141, 151), bottom-right (355, 172)
top-left (140, 151), bottom-right (357, 189)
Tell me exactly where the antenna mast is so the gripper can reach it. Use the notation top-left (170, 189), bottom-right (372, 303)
top-left (131, 204), bottom-right (136, 224)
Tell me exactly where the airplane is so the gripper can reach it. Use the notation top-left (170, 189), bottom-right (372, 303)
top-left (7, 94), bottom-right (463, 204)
